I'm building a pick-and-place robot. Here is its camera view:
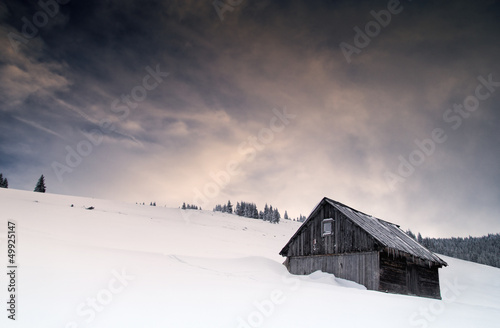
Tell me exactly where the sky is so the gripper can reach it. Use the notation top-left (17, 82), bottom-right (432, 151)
top-left (0, 0), bottom-right (499, 238)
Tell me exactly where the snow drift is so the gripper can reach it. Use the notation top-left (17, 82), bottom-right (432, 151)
top-left (1, 188), bottom-right (499, 327)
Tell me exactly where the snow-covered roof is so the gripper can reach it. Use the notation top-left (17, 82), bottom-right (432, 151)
top-left (281, 197), bottom-right (448, 266)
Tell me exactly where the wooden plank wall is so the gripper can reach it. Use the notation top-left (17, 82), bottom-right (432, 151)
top-left (288, 252), bottom-right (380, 290)
top-left (379, 252), bottom-right (442, 299)
top-left (287, 203), bottom-right (380, 257)
top-left (415, 264), bottom-right (441, 299)
top-left (284, 201), bottom-right (443, 299)
top-left (379, 252), bottom-right (408, 295)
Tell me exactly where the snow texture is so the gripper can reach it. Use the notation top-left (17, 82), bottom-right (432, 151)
top-left (0, 188), bottom-right (499, 327)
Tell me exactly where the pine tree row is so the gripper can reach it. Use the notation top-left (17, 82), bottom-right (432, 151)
top-left (182, 202), bottom-right (201, 210)
top-left (213, 200), bottom-right (233, 214)
top-left (212, 200), bottom-right (309, 224)
top-left (236, 201), bottom-right (258, 219)
top-left (0, 173), bottom-right (47, 192)
top-left (295, 214), bottom-right (307, 222)
top-left (212, 200), bottom-right (283, 224)
top-left (135, 202), bottom-right (160, 206)
top-left (406, 229), bottom-right (500, 268)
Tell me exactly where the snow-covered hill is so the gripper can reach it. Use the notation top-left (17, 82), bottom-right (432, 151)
top-left (1, 188), bottom-right (499, 327)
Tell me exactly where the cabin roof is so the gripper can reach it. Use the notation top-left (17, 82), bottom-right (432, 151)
top-left (280, 197), bottom-right (448, 267)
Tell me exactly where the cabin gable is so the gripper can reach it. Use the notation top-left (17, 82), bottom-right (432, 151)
top-left (282, 201), bottom-right (382, 257)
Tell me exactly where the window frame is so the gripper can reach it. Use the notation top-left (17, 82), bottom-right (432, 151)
top-left (322, 218), bottom-right (334, 236)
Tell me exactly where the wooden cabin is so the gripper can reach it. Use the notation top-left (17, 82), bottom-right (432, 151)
top-left (280, 197), bottom-right (447, 299)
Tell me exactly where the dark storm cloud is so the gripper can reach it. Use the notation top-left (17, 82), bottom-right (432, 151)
top-left (0, 0), bottom-right (499, 236)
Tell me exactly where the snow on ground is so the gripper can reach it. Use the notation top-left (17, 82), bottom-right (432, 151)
top-left (1, 188), bottom-right (499, 327)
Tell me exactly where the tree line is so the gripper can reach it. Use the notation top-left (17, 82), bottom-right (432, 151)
top-left (407, 229), bottom-right (500, 268)
top-left (213, 200), bottom-right (281, 223)
top-left (212, 200), bottom-right (308, 224)
top-left (3, 173), bottom-right (312, 223)
top-left (0, 173), bottom-right (46, 193)
top-left (182, 203), bottom-right (201, 210)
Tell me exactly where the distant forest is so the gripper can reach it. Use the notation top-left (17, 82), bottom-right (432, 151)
top-left (406, 230), bottom-right (500, 268)
top-left (212, 200), bottom-right (307, 224)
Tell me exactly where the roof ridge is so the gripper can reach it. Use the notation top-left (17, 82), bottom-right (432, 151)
top-left (325, 197), bottom-right (446, 266)
top-left (325, 197), bottom-right (400, 227)
top-left (281, 197), bottom-right (447, 267)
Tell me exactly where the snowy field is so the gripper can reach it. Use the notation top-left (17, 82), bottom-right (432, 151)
top-left (1, 188), bottom-right (499, 327)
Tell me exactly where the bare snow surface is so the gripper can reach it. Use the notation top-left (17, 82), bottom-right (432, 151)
top-left (1, 188), bottom-right (499, 327)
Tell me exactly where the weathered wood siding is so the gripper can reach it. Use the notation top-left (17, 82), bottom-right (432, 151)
top-left (281, 199), bottom-right (444, 299)
top-left (288, 252), bottom-right (380, 290)
top-left (413, 265), bottom-right (441, 299)
top-left (379, 252), bottom-right (442, 299)
top-left (285, 202), bottom-right (381, 257)
top-left (379, 252), bottom-right (408, 294)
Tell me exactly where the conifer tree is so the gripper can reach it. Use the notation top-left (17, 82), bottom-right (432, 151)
top-left (271, 208), bottom-right (280, 224)
top-left (264, 204), bottom-right (269, 221)
top-left (34, 175), bottom-right (46, 193)
top-left (252, 205), bottom-right (259, 219)
top-left (0, 173), bottom-right (8, 188)
top-left (236, 202), bottom-right (241, 216)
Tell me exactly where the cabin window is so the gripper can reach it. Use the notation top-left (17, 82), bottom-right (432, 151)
top-left (322, 218), bottom-right (334, 236)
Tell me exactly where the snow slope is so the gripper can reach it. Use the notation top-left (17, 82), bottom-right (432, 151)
top-left (1, 188), bottom-right (499, 327)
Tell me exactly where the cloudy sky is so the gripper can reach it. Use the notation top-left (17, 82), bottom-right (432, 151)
top-left (1, 0), bottom-right (499, 237)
